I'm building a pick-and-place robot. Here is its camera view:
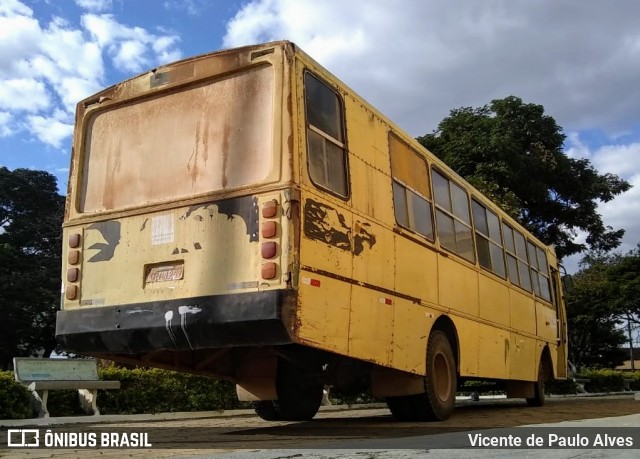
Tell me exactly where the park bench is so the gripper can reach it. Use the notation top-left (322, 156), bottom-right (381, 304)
top-left (13, 358), bottom-right (120, 418)
top-left (623, 378), bottom-right (634, 392)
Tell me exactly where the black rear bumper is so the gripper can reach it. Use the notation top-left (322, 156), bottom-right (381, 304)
top-left (56, 290), bottom-right (293, 354)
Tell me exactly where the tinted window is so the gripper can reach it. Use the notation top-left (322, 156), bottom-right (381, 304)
top-left (305, 73), bottom-right (348, 197)
top-left (390, 134), bottom-right (434, 240)
top-left (433, 170), bottom-right (475, 262)
top-left (472, 199), bottom-right (506, 278)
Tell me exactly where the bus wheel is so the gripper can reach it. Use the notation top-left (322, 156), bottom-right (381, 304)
top-left (272, 358), bottom-right (323, 421)
top-left (386, 395), bottom-right (415, 421)
top-left (252, 401), bottom-right (281, 421)
top-left (418, 330), bottom-right (457, 421)
top-left (526, 359), bottom-right (546, 407)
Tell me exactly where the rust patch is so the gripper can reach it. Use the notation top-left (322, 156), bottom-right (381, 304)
top-left (303, 199), bottom-right (376, 255)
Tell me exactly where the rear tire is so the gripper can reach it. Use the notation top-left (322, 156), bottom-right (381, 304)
top-left (253, 401), bottom-right (281, 421)
top-left (387, 330), bottom-right (457, 422)
top-left (386, 395), bottom-right (414, 421)
top-left (526, 359), bottom-right (546, 407)
top-left (272, 358), bottom-right (323, 421)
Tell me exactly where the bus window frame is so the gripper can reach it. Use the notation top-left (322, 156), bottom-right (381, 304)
top-left (431, 167), bottom-right (476, 264)
top-left (303, 70), bottom-right (350, 200)
top-left (389, 134), bottom-right (434, 241)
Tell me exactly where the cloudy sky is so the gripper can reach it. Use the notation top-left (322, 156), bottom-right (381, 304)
top-left (1, 0), bottom-right (639, 269)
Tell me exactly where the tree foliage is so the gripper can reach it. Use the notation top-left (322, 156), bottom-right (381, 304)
top-left (0, 167), bottom-right (65, 370)
top-left (418, 96), bottom-right (630, 259)
top-left (564, 246), bottom-right (640, 370)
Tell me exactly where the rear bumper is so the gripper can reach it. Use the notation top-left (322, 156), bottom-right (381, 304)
top-left (56, 290), bottom-right (293, 354)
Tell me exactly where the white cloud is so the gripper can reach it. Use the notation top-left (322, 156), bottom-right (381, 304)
top-left (0, 0), bottom-right (31, 16)
top-left (81, 14), bottom-right (182, 73)
top-left (223, 0), bottom-right (640, 137)
top-left (0, 79), bottom-right (50, 112)
top-left (0, 111), bottom-right (13, 137)
top-left (75, 0), bottom-right (112, 13)
top-left (113, 39), bottom-right (149, 72)
top-left (0, 2), bottom-right (183, 148)
top-left (565, 133), bottom-right (640, 261)
top-left (27, 110), bottom-right (74, 149)
top-left (590, 143), bottom-right (640, 180)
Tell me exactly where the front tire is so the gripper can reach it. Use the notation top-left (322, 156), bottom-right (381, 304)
top-left (526, 359), bottom-right (546, 407)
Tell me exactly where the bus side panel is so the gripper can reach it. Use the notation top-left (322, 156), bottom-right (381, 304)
top-left (477, 323), bottom-right (510, 379)
top-left (535, 302), bottom-right (557, 343)
top-left (391, 300), bottom-right (432, 375)
top-left (438, 255), bottom-right (479, 316)
top-left (351, 212), bottom-right (394, 292)
top-left (395, 236), bottom-right (439, 306)
top-left (478, 275), bottom-right (510, 328)
top-left (510, 333), bottom-right (537, 381)
top-left (450, 316), bottom-right (479, 376)
top-left (509, 290), bottom-right (536, 335)
top-left (344, 94), bottom-right (391, 177)
top-left (296, 269), bottom-right (351, 353)
top-left (348, 284), bottom-right (394, 366)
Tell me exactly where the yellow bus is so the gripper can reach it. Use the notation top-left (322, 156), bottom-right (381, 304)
top-left (56, 41), bottom-right (568, 422)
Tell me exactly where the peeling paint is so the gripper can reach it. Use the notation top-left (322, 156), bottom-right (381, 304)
top-left (303, 199), bottom-right (376, 255)
top-left (86, 221), bottom-right (121, 262)
top-left (179, 196), bottom-right (259, 242)
top-left (304, 199), bottom-right (350, 250)
top-left (353, 221), bottom-right (376, 256)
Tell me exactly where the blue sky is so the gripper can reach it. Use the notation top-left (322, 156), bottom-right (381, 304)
top-left (1, 0), bottom-right (640, 271)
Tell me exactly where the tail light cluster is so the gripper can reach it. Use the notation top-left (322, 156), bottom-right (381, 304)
top-left (66, 233), bottom-right (82, 300)
top-left (261, 199), bottom-right (279, 280)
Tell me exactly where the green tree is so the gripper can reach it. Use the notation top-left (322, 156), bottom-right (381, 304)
top-left (564, 257), bottom-right (627, 370)
top-left (0, 167), bottom-right (65, 370)
top-left (418, 96), bottom-right (630, 259)
top-left (605, 246), bottom-right (640, 329)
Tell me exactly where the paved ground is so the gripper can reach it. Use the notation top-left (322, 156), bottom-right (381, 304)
top-left (1, 394), bottom-right (639, 458)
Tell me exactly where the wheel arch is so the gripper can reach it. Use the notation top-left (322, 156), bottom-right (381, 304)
top-left (429, 315), bottom-right (460, 374)
top-left (539, 344), bottom-right (555, 380)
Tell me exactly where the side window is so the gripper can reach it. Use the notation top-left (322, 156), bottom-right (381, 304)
top-left (503, 222), bottom-right (532, 291)
top-left (529, 243), bottom-right (552, 302)
top-left (472, 199), bottom-right (506, 278)
top-left (304, 72), bottom-right (348, 197)
top-left (433, 169), bottom-right (475, 262)
top-left (390, 134), bottom-right (434, 240)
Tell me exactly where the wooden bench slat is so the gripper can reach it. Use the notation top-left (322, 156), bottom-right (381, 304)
top-left (28, 380), bottom-right (121, 390)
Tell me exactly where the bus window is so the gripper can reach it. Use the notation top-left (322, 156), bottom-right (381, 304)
top-left (304, 72), bottom-right (348, 198)
top-left (390, 134), bottom-right (433, 240)
top-left (531, 246), bottom-right (551, 302)
top-left (472, 199), bottom-right (506, 278)
top-left (433, 169), bottom-right (475, 262)
top-left (503, 222), bottom-right (532, 292)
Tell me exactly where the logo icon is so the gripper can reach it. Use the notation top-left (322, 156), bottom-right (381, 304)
top-left (7, 429), bottom-right (40, 448)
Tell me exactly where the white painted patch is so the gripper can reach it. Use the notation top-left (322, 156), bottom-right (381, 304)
top-left (178, 305), bottom-right (202, 350)
top-left (164, 310), bottom-right (177, 346)
top-left (152, 214), bottom-right (175, 245)
top-left (178, 305), bottom-right (202, 315)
